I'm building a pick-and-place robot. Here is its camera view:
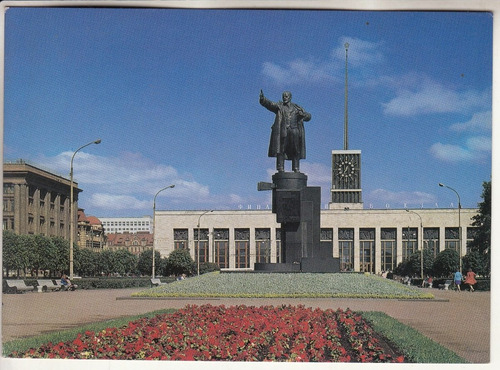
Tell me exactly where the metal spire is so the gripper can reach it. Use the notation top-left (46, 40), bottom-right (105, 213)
top-left (344, 42), bottom-right (349, 150)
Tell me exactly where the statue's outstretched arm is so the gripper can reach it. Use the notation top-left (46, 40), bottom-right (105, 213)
top-left (259, 90), bottom-right (278, 112)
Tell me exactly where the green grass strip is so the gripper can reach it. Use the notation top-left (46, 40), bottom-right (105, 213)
top-left (360, 311), bottom-right (467, 363)
top-left (2, 308), bottom-right (176, 356)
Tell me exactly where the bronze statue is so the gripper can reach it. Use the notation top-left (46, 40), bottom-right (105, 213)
top-left (259, 90), bottom-right (311, 172)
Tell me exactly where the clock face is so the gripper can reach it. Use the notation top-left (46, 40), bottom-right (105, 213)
top-left (337, 160), bottom-right (355, 179)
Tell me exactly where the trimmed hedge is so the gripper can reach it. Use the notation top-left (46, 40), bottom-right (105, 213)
top-left (18, 277), bottom-right (176, 290)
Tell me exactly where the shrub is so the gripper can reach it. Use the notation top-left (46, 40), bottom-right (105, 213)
top-left (164, 248), bottom-right (195, 276)
top-left (137, 249), bottom-right (162, 276)
top-left (69, 277), bottom-right (175, 290)
top-left (433, 249), bottom-right (459, 277)
top-left (198, 262), bottom-right (220, 275)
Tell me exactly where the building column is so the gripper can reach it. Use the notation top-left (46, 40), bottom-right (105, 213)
top-left (396, 227), bottom-right (404, 267)
top-left (249, 227), bottom-right (255, 268)
top-left (460, 226), bottom-right (467, 261)
top-left (14, 184), bottom-right (26, 234)
top-left (353, 227), bottom-right (360, 272)
top-left (270, 227), bottom-right (276, 263)
top-left (189, 228), bottom-right (196, 261)
top-left (332, 227), bottom-right (339, 258)
top-left (374, 227), bottom-right (382, 274)
top-left (438, 227), bottom-right (445, 253)
top-left (228, 228), bottom-right (235, 269)
top-left (208, 229), bottom-right (214, 263)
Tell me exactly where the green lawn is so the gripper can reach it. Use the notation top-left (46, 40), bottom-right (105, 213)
top-left (133, 272), bottom-right (434, 299)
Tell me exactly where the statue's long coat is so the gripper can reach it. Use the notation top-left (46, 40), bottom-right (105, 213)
top-left (260, 96), bottom-right (311, 159)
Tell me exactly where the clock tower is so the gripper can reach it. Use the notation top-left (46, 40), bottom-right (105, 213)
top-left (329, 43), bottom-right (363, 210)
top-left (330, 150), bottom-right (363, 209)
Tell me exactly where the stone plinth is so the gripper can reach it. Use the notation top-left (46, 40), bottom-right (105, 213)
top-left (256, 171), bottom-right (340, 273)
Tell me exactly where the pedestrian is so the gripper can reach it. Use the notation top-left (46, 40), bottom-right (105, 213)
top-left (60, 274), bottom-right (78, 291)
top-left (454, 270), bottom-right (463, 292)
top-left (464, 268), bottom-right (477, 292)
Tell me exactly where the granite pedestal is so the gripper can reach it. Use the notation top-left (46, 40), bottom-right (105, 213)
top-left (256, 172), bottom-right (340, 273)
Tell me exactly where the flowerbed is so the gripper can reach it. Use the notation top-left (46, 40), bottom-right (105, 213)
top-left (10, 304), bottom-right (405, 362)
top-left (133, 272), bottom-right (434, 299)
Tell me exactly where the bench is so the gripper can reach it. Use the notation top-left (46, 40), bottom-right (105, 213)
top-left (37, 279), bottom-right (60, 292)
top-left (3, 279), bottom-right (35, 294)
top-left (150, 278), bottom-right (167, 287)
top-left (439, 280), bottom-right (453, 290)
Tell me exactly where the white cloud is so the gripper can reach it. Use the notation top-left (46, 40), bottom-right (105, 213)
top-left (261, 36), bottom-right (384, 86)
top-left (36, 151), bottom-right (217, 213)
top-left (89, 194), bottom-right (151, 210)
top-left (367, 188), bottom-right (436, 206)
top-left (429, 136), bottom-right (491, 162)
top-left (465, 136), bottom-right (492, 153)
top-left (382, 78), bottom-right (489, 116)
top-left (262, 59), bottom-right (335, 86)
top-left (429, 143), bottom-right (473, 162)
top-left (450, 111), bottom-right (491, 132)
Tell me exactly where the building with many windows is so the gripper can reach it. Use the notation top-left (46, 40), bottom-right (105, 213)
top-left (153, 207), bottom-right (477, 274)
top-left (3, 160), bottom-right (80, 241)
top-left (106, 231), bottom-right (153, 255)
top-left (153, 148), bottom-right (478, 274)
top-left (77, 209), bottom-right (106, 251)
top-left (100, 216), bottom-right (153, 234)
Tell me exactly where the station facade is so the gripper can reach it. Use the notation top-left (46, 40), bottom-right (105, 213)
top-left (154, 206), bottom-right (477, 274)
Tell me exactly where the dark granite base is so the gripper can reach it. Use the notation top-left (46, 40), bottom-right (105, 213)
top-left (254, 257), bottom-right (340, 273)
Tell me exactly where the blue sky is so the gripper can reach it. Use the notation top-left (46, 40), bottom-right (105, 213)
top-left (3, 7), bottom-right (493, 217)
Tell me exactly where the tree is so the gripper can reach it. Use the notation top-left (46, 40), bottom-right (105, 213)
top-left (467, 180), bottom-right (491, 275)
top-left (50, 237), bottom-right (70, 276)
top-left (394, 249), bottom-right (435, 278)
top-left (2, 231), bottom-right (31, 277)
top-left (30, 234), bottom-right (57, 276)
top-left (433, 249), bottom-right (459, 277)
top-left (74, 246), bottom-right (99, 277)
top-left (137, 249), bottom-right (161, 276)
top-left (113, 249), bottom-right (138, 275)
top-left (407, 249), bottom-right (435, 277)
top-left (164, 249), bottom-right (195, 276)
top-left (463, 250), bottom-right (487, 277)
top-left (98, 249), bottom-right (117, 276)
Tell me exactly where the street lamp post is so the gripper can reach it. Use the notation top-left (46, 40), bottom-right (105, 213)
top-left (197, 210), bottom-right (213, 276)
top-left (152, 185), bottom-right (175, 279)
top-left (439, 183), bottom-right (462, 273)
top-left (406, 209), bottom-right (424, 281)
top-left (69, 139), bottom-right (101, 279)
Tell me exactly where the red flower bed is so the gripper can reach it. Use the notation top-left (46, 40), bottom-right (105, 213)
top-left (11, 305), bottom-right (404, 362)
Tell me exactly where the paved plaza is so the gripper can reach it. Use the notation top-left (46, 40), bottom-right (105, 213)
top-left (1, 287), bottom-right (491, 363)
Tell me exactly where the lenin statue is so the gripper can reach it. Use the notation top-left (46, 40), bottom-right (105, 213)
top-left (259, 90), bottom-right (311, 173)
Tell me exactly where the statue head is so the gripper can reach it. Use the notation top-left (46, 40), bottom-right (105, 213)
top-left (282, 91), bottom-right (292, 104)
